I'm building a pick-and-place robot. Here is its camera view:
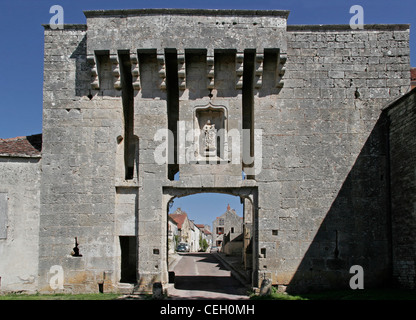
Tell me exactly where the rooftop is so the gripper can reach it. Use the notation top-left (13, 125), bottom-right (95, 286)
top-left (0, 134), bottom-right (42, 158)
top-left (169, 209), bottom-right (189, 229)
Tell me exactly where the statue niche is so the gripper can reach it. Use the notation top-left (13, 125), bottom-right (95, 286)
top-left (193, 103), bottom-right (228, 162)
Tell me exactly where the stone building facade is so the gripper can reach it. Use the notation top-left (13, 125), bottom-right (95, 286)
top-left (0, 8), bottom-right (415, 294)
top-left (169, 208), bottom-right (193, 249)
top-left (0, 135), bottom-right (42, 293)
top-left (189, 220), bottom-right (201, 253)
top-left (195, 224), bottom-right (212, 250)
top-left (212, 204), bottom-right (243, 248)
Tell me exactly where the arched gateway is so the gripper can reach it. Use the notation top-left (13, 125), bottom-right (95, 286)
top-left (17, 8), bottom-right (409, 295)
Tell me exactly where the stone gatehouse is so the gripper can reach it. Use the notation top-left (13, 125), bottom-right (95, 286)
top-left (0, 8), bottom-right (415, 294)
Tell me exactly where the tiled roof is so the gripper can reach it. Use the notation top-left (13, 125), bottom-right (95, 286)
top-left (411, 68), bottom-right (416, 89)
top-left (0, 134), bottom-right (42, 158)
top-left (169, 209), bottom-right (188, 229)
top-left (168, 215), bottom-right (178, 225)
top-left (411, 68), bottom-right (416, 80)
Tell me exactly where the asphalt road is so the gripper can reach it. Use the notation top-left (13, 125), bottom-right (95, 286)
top-left (168, 252), bottom-right (249, 300)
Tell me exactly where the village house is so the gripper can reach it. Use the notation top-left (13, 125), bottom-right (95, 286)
top-left (168, 215), bottom-right (178, 254)
top-left (189, 220), bottom-right (201, 252)
top-left (212, 204), bottom-right (243, 251)
top-left (196, 224), bottom-right (212, 251)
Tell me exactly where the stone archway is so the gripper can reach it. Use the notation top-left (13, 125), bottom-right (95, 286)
top-left (162, 186), bottom-right (259, 289)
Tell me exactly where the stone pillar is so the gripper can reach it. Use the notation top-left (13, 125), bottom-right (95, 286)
top-left (134, 50), bottom-right (168, 293)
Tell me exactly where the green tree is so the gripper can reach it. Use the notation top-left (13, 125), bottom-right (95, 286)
top-left (199, 236), bottom-right (209, 252)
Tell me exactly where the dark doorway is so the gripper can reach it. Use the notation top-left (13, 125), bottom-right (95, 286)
top-left (120, 236), bottom-right (137, 283)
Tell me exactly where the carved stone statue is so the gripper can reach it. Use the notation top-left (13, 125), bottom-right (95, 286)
top-left (202, 120), bottom-right (217, 153)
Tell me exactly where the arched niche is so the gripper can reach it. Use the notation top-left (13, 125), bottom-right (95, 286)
top-left (193, 102), bottom-right (228, 161)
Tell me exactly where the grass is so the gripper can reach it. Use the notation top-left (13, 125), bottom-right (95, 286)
top-left (250, 286), bottom-right (416, 300)
top-left (2, 287), bottom-right (416, 300)
top-left (0, 292), bottom-right (123, 300)
top-left (302, 288), bottom-right (416, 300)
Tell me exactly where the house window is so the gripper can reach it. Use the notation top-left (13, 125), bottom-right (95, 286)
top-left (216, 227), bottom-right (224, 235)
top-left (219, 219), bottom-right (224, 225)
top-left (0, 193), bottom-right (7, 239)
top-left (231, 227), bottom-right (234, 233)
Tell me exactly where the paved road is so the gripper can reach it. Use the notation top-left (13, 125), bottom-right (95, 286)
top-left (168, 252), bottom-right (249, 300)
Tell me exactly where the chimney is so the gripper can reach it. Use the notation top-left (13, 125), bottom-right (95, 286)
top-left (227, 204), bottom-right (231, 211)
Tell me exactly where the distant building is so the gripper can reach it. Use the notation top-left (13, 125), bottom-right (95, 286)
top-left (167, 215), bottom-right (178, 254)
top-left (189, 220), bottom-right (201, 252)
top-left (169, 208), bottom-right (192, 249)
top-left (170, 209), bottom-right (204, 252)
top-left (196, 224), bottom-right (213, 250)
top-left (212, 204), bottom-right (243, 250)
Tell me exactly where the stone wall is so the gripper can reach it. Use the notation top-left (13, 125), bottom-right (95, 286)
top-left (84, 9), bottom-right (288, 53)
top-left (84, 9), bottom-right (289, 293)
top-left (0, 157), bottom-right (41, 293)
top-left (385, 89), bottom-right (416, 289)
top-left (37, 9), bottom-right (412, 294)
top-left (263, 25), bottom-right (410, 293)
top-left (40, 25), bottom-right (124, 293)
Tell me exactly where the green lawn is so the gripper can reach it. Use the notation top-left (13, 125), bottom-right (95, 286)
top-left (0, 293), bottom-right (123, 300)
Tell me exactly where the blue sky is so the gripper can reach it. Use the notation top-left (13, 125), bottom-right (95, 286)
top-left (169, 193), bottom-right (243, 228)
top-left (0, 0), bottom-right (415, 226)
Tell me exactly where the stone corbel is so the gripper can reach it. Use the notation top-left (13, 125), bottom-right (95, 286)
top-left (157, 52), bottom-right (167, 90)
top-left (276, 52), bottom-right (287, 88)
top-left (235, 52), bottom-right (244, 90)
top-left (110, 53), bottom-right (122, 90)
top-left (87, 53), bottom-right (100, 90)
top-left (206, 51), bottom-right (215, 90)
top-left (130, 52), bottom-right (141, 91)
top-left (254, 53), bottom-right (264, 89)
top-left (177, 52), bottom-right (186, 90)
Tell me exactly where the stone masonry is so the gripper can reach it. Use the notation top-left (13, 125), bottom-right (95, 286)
top-left (0, 135), bottom-right (41, 292)
top-left (0, 8), bottom-right (415, 295)
top-left (212, 205), bottom-right (243, 248)
top-left (384, 89), bottom-right (416, 289)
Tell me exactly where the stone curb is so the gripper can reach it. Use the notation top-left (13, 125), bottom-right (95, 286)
top-left (168, 253), bottom-right (182, 271)
top-left (213, 253), bottom-right (251, 289)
